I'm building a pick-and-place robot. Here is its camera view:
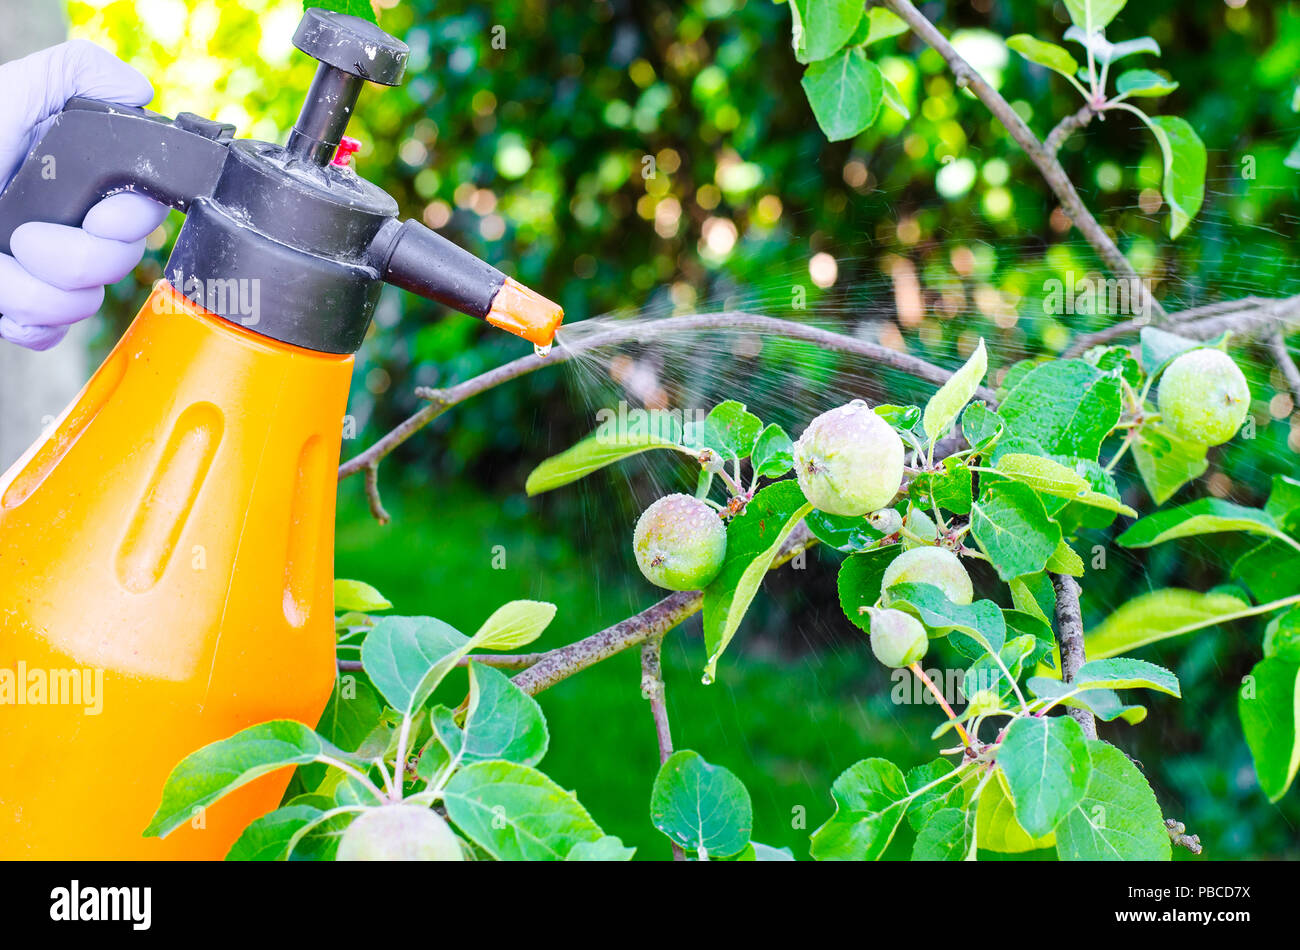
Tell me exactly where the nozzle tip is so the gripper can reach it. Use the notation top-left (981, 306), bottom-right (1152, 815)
top-left (486, 277), bottom-right (564, 347)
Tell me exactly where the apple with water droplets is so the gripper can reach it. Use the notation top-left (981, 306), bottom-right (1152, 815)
top-left (1157, 348), bottom-right (1250, 447)
top-left (793, 400), bottom-right (904, 517)
top-left (633, 493), bottom-right (728, 591)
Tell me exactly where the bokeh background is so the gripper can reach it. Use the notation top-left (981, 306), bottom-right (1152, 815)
top-left (22, 0), bottom-right (1300, 856)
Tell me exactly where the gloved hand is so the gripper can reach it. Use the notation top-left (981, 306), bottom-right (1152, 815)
top-left (0, 40), bottom-right (169, 351)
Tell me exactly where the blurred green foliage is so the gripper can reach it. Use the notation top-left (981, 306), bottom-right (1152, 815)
top-left (67, 0), bottom-right (1300, 857)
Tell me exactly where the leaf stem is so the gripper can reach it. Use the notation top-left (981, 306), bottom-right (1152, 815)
top-left (910, 662), bottom-right (975, 755)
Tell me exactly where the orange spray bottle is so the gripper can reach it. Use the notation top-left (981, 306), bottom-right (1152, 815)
top-left (0, 9), bottom-right (563, 858)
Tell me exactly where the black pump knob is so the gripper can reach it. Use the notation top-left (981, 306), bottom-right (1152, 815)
top-left (285, 8), bottom-right (409, 166)
top-left (292, 8), bottom-right (408, 86)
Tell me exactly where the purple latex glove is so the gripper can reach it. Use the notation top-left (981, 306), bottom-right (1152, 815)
top-left (0, 40), bottom-right (169, 351)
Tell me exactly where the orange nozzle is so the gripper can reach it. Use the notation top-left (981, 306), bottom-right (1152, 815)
top-left (485, 277), bottom-right (565, 347)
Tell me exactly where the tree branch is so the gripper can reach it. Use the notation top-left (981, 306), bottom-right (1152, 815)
top-left (1064, 294), bottom-right (1300, 357)
top-left (509, 522), bottom-right (814, 697)
top-left (1050, 573), bottom-right (1097, 740)
top-left (338, 311), bottom-right (996, 518)
top-left (1268, 330), bottom-right (1300, 411)
top-left (879, 0), bottom-right (1165, 321)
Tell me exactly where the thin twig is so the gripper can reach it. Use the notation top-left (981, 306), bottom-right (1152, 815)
top-left (880, 0), bottom-right (1166, 321)
top-left (641, 634), bottom-right (686, 861)
top-left (1045, 103), bottom-right (1096, 157)
top-left (1268, 330), bottom-right (1300, 410)
top-left (1050, 573), bottom-right (1096, 740)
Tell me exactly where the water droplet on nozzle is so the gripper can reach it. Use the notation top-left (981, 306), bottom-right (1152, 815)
top-left (534, 342), bottom-right (552, 358)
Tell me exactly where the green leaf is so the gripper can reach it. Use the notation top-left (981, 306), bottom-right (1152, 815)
top-left (837, 547), bottom-right (901, 633)
top-left (472, 600), bottom-right (557, 651)
top-left (1265, 474), bottom-right (1300, 536)
top-left (1233, 539), bottom-right (1300, 603)
top-left (998, 360), bottom-right (1123, 462)
top-left (1264, 607), bottom-right (1300, 662)
top-left (145, 720), bottom-right (365, 839)
top-left (994, 453), bottom-right (1137, 517)
top-left (525, 431), bottom-right (684, 495)
top-left (910, 456), bottom-right (973, 516)
top-left (912, 807), bottom-right (976, 861)
top-left (689, 400), bottom-right (763, 460)
top-left (752, 423), bottom-right (795, 478)
top-left (851, 7), bottom-right (908, 47)
top-left (1027, 678), bottom-right (1148, 724)
top-left (905, 760), bottom-right (966, 832)
top-left (316, 671), bottom-right (387, 755)
top-left (702, 480), bottom-right (813, 680)
top-left (1010, 572), bottom-right (1056, 629)
top-left (810, 758), bottom-right (909, 860)
top-left (791, 0), bottom-right (864, 64)
top-left (966, 635), bottom-right (1037, 701)
top-left (976, 769), bottom-right (1056, 853)
top-left (1062, 0), bottom-right (1127, 31)
top-left (1239, 658), bottom-right (1300, 802)
top-left (650, 750), bottom-right (753, 859)
top-left (1145, 115), bottom-right (1206, 239)
top-left (961, 402), bottom-right (1004, 453)
top-left (971, 481), bottom-right (1063, 581)
top-left (801, 48), bottom-right (884, 142)
top-left (443, 761), bottom-right (604, 860)
top-left (1139, 326), bottom-right (1206, 376)
top-left (874, 403), bottom-right (922, 431)
top-left (434, 663), bottom-right (549, 767)
top-left (312, 0), bottom-right (379, 25)
top-left (360, 616), bottom-right (471, 718)
top-left (226, 805), bottom-right (325, 861)
top-left (742, 841), bottom-right (797, 861)
top-left (1056, 741), bottom-right (1172, 860)
top-left (998, 715), bottom-right (1092, 838)
top-left (923, 339), bottom-right (987, 447)
top-left (1116, 68), bottom-right (1178, 97)
top-left (1132, 421), bottom-right (1209, 504)
top-left (810, 509), bottom-right (886, 553)
top-left (334, 579), bottom-right (391, 613)
top-left (1119, 498), bottom-right (1284, 549)
top-left (1007, 35), bottom-right (1079, 78)
top-left (1074, 657), bottom-right (1181, 697)
top-left (881, 73), bottom-right (911, 119)
top-left (1085, 588), bottom-right (1250, 658)
top-left (887, 582), bottom-right (1008, 656)
top-left (567, 836), bottom-right (637, 861)
top-left (1046, 540), bottom-right (1085, 577)
top-left (1063, 26), bottom-right (1160, 65)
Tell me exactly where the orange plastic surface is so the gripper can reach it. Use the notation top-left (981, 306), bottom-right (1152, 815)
top-left (0, 283), bottom-right (349, 858)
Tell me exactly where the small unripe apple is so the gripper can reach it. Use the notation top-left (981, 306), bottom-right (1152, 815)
top-left (793, 400), bottom-right (904, 516)
top-left (881, 546), bottom-right (974, 606)
top-left (337, 804), bottom-right (464, 861)
top-left (633, 493), bottom-right (728, 591)
top-left (868, 507), bottom-right (903, 535)
top-left (1157, 348), bottom-right (1250, 446)
top-left (866, 608), bottom-right (929, 667)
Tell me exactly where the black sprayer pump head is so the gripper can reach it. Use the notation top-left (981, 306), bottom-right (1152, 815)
top-left (0, 8), bottom-right (564, 355)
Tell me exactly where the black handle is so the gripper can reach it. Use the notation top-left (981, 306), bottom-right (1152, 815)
top-left (0, 97), bottom-right (232, 257)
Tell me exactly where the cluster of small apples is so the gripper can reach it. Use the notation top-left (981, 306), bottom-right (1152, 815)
top-left (1157, 348), bottom-right (1251, 446)
top-left (629, 400), bottom-right (972, 672)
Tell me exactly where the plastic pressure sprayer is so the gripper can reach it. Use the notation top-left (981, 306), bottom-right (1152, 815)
top-left (0, 9), bottom-right (563, 858)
